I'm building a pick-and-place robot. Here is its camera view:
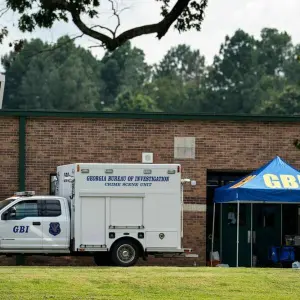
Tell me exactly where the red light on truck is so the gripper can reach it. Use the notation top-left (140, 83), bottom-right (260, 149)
top-left (177, 166), bottom-right (181, 173)
top-left (184, 248), bottom-right (192, 253)
top-left (77, 165), bottom-right (80, 172)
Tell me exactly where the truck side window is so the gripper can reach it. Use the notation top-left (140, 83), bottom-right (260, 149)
top-left (8, 200), bottom-right (39, 220)
top-left (42, 200), bottom-right (61, 217)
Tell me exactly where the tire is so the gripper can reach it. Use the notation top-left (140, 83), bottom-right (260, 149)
top-left (111, 239), bottom-right (140, 267)
top-left (94, 252), bottom-right (113, 266)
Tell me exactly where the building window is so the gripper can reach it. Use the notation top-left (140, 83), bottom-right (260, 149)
top-left (174, 137), bottom-right (195, 159)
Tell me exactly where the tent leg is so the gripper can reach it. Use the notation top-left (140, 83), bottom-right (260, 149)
top-left (251, 203), bottom-right (253, 267)
top-left (280, 204), bottom-right (283, 246)
top-left (220, 203), bottom-right (223, 261)
top-left (211, 203), bottom-right (216, 267)
top-left (236, 202), bottom-right (240, 267)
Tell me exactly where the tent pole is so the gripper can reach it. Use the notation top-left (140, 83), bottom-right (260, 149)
top-left (220, 203), bottom-right (223, 261)
top-left (281, 204), bottom-right (283, 246)
top-left (211, 203), bottom-right (216, 267)
top-left (251, 203), bottom-right (253, 267)
top-left (236, 202), bottom-right (240, 267)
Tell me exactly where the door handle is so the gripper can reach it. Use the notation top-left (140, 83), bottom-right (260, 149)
top-left (32, 222), bottom-right (41, 226)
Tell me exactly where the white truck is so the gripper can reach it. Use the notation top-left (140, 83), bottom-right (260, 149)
top-left (0, 163), bottom-right (197, 266)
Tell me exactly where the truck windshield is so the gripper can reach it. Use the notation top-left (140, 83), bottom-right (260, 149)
top-left (0, 199), bottom-right (15, 210)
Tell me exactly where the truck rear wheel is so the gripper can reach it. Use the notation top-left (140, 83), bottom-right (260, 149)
top-left (94, 252), bottom-right (113, 266)
top-left (111, 239), bottom-right (139, 267)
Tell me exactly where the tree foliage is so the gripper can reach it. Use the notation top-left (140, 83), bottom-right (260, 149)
top-left (153, 44), bottom-right (205, 84)
top-left (2, 27), bottom-right (300, 115)
top-left (2, 36), bottom-right (100, 110)
top-left (113, 90), bottom-right (160, 112)
top-left (99, 41), bottom-right (151, 107)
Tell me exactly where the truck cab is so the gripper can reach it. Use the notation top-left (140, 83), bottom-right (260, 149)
top-left (0, 191), bottom-right (70, 253)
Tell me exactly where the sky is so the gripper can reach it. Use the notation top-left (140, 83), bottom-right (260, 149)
top-left (0, 0), bottom-right (300, 66)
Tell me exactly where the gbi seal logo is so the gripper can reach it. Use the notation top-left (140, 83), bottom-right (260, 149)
top-left (49, 222), bottom-right (61, 236)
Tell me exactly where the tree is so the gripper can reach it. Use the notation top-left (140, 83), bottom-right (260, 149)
top-left (204, 29), bottom-right (262, 113)
top-left (113, 90), bottom-right (160, 112)
top-left (5, 0), bottom-right (208, 51)
top-left (1, 38), bottom-right (47, 109)
top-left (2, 27), bottom-right (300, 115)
top-left (0, 8), bottom-right (8, 44)
top-left (148, 44), bottom-right (206, 113)
top-left (99, 41), bottom-right (151, 107)
top-left (259, 85), bottom-right (300, 115)
top-left (257, 28), bottom-right (293, 77)
top-left (153, 44), bottom-right (205, 85)
top-left (249, 75), bottom-right (286, 115)
top-left (283, 44), bottom-right (300, 86)
top-left (0, 8), bottom-right (24, 52)
top-left (0, 27), bottom-right (8, 44)
top-left (144, 76), bottom-right (190, 113)
top-left (203, 28), bottom-right (296, 114)
top-left (2, 36), bottom-right (101, 110)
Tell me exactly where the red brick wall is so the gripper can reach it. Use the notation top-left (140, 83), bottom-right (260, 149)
top-left (26, 118), bottom-right (300, 197)
top-left (1, 116), bottom-right (300, 266)
top-left (0, 117), bottom-right (19, 199)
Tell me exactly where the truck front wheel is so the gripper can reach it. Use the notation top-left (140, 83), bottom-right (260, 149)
top-left (111, 239), bottom-right (139, 267)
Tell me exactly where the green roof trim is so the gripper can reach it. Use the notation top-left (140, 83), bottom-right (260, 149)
top-left (1, 109), bottom-right (300, 122)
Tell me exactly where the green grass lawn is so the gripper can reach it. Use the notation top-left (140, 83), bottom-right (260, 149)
top-left (0, 266), bottom-right (299, 299)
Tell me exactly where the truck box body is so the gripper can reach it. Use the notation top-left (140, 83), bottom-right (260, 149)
top-left (56, 163), bottom-right (182, 253)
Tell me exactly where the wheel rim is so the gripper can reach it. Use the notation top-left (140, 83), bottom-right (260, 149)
top-left (116, 244), bottom-right (135, 264)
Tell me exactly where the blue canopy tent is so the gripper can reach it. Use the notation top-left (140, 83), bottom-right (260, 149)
top-left (211, 156), bottom-right (300, 267)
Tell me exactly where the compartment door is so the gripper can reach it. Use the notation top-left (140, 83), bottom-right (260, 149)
top-left (80, 196), bottom-right (106, 246)
top-left (109, 196), bottom-right (144, 228)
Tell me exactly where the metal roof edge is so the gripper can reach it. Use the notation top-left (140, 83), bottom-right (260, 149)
top-left (1, 109), bottom-right (300, 122)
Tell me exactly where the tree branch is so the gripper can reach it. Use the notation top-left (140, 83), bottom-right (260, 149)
top-left (69, 0), bottom-right (193, 51)
top-left (108, 0), bottom-right (120, 38)
top-left (0, 8), bottom-right (9, 18)
top-left (92, 25), bottom-right (114, 37)
top-left (71, 11), bottom-right (113, 48)
top-left (34, 22), bottom-right (112, 55)
top-left (0, 7), bottom-right (9, 44)
top-left (156, 0), bottom-right (191, 38)
top-left (88, 43), bottom-right (105, 49)
top-left (20, 0), bottom-right (201, 51)
top-left (106, 0), bottom-right (191, 49)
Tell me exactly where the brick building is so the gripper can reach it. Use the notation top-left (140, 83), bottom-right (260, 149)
top-left (1, 110), bottom-right (300, 266)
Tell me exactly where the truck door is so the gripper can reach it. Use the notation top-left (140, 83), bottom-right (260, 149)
top-left (41, 199), bottom-right (69, 250)
top-left (0, 200), bottom-right (43, 249)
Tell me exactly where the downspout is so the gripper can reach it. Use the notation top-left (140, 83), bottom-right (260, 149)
top-left (16, 116), bottom-right (26, 266)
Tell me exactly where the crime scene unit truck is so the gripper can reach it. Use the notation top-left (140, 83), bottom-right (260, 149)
top-left (0, 163), bottom-right (197, 267)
